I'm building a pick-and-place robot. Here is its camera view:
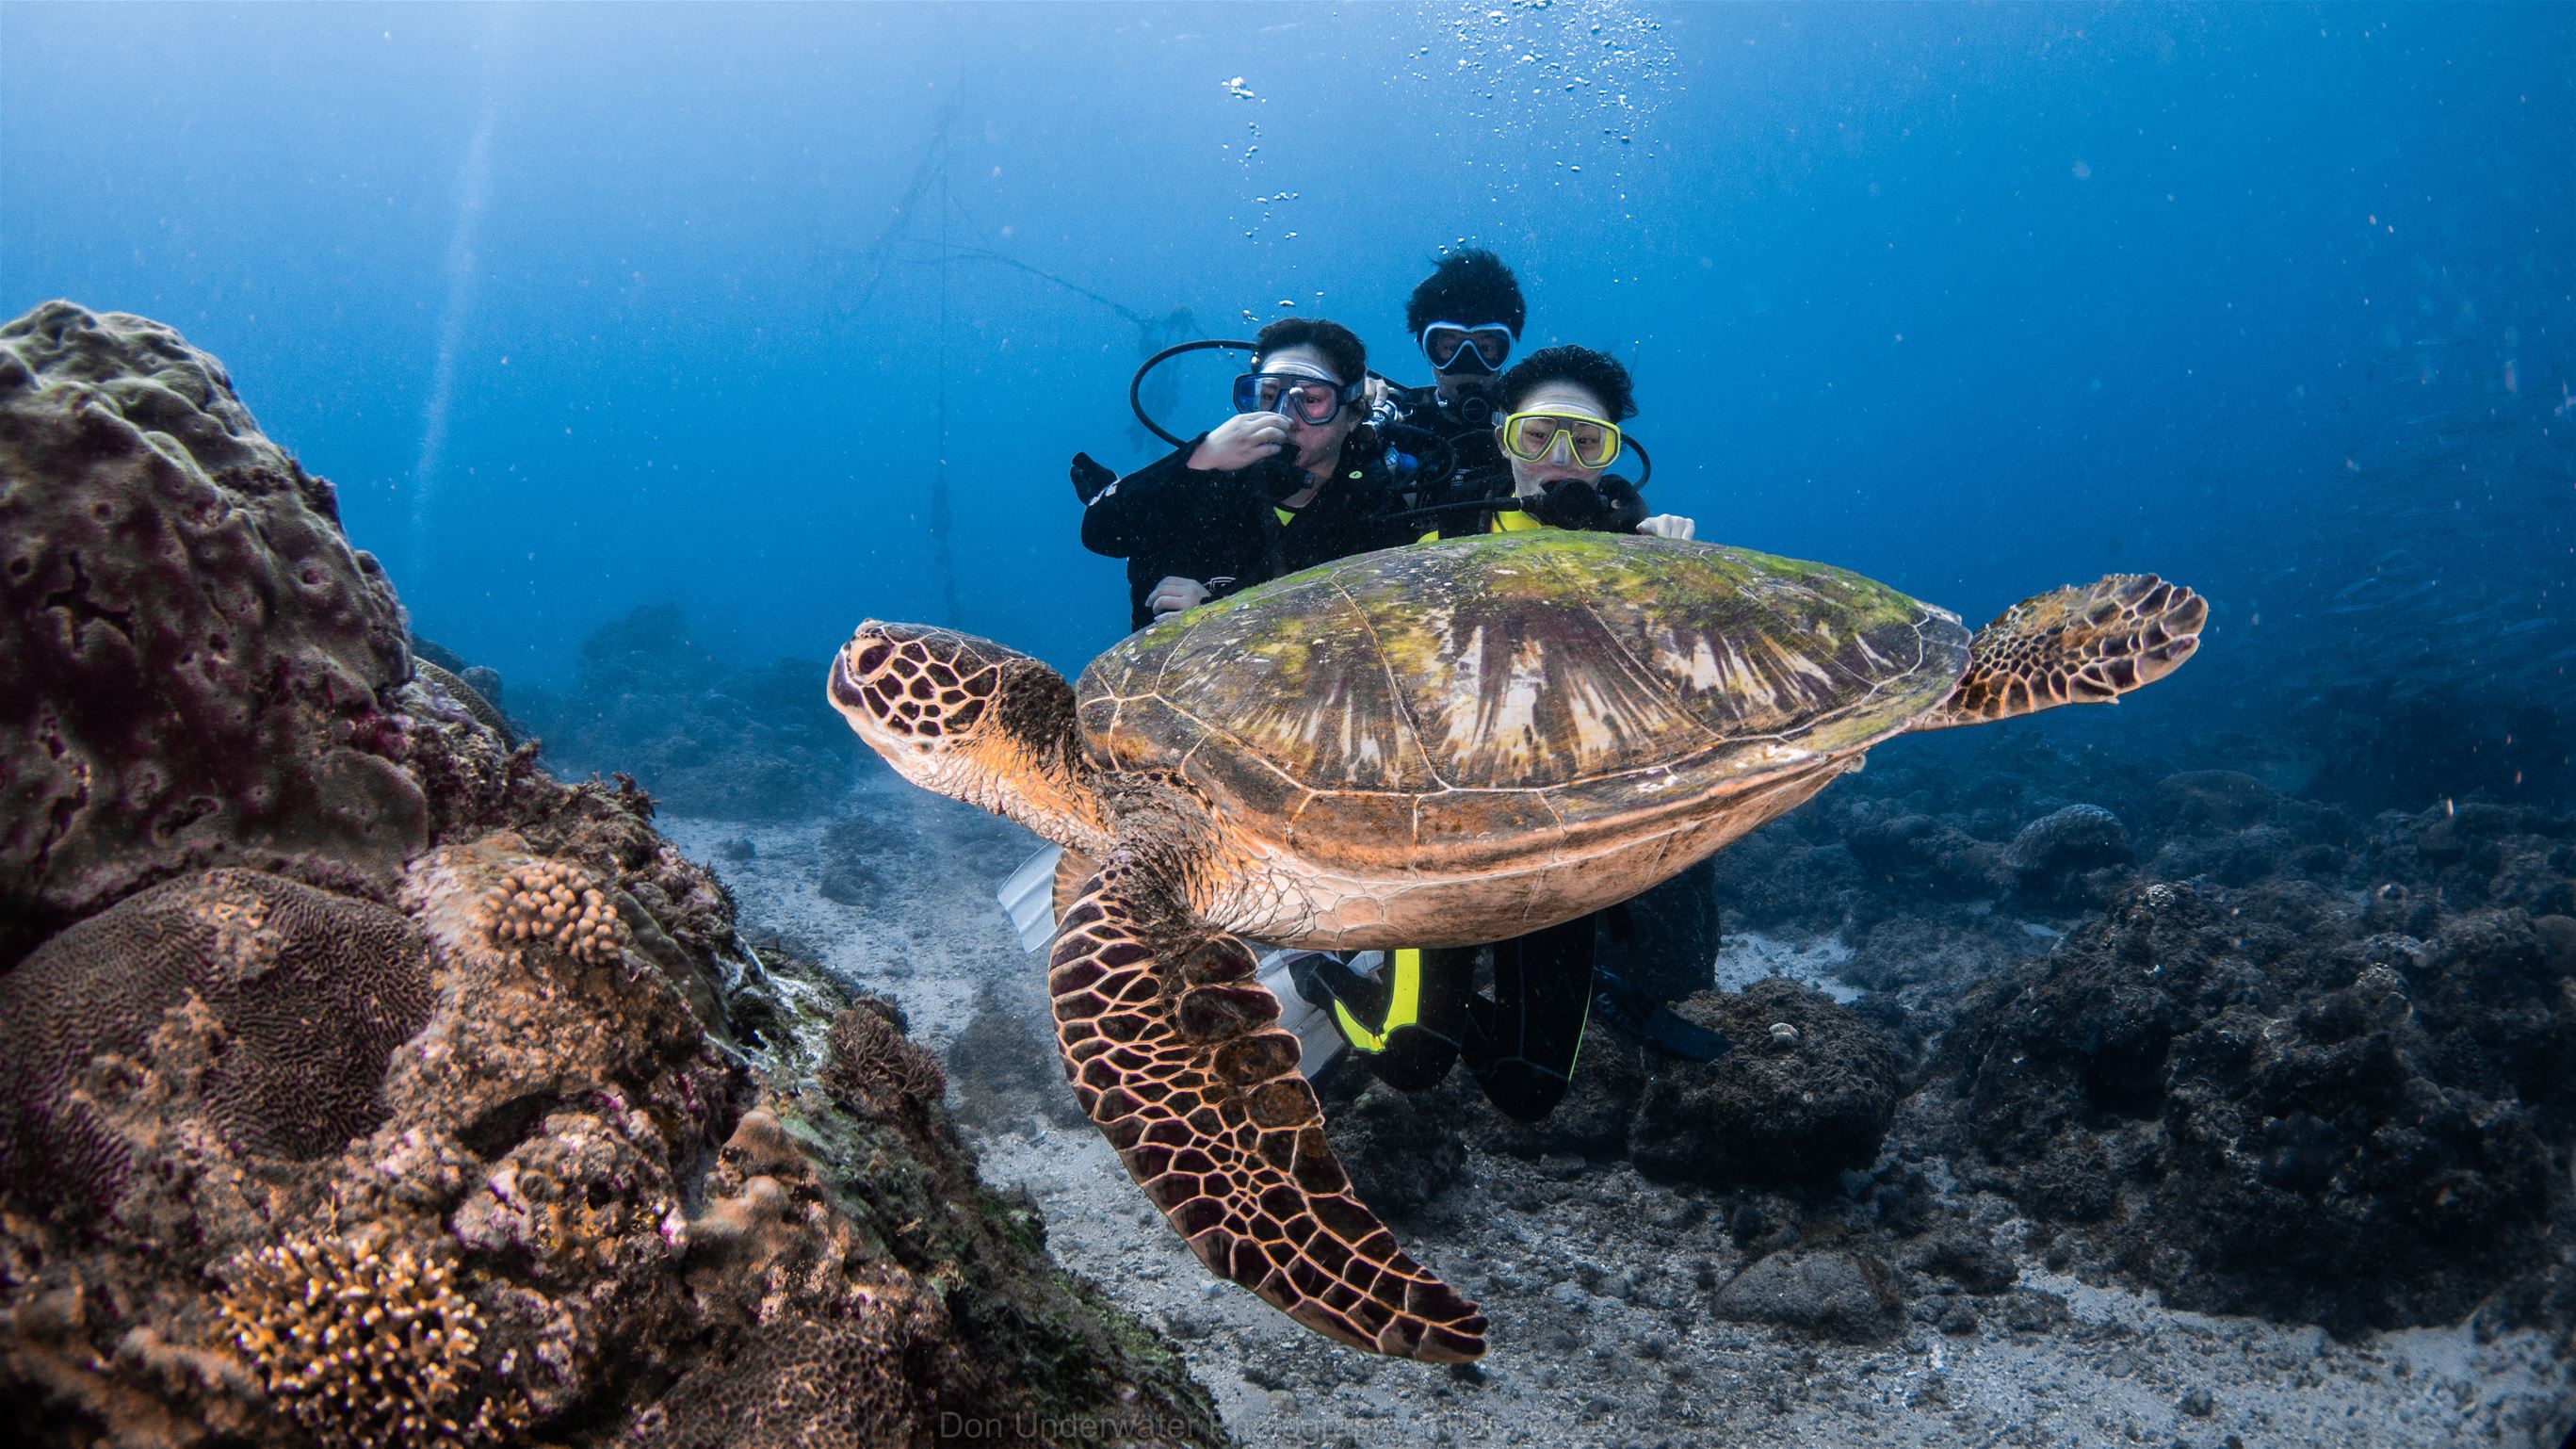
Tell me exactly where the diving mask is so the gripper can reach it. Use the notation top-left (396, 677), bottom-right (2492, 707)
top-left (1233, 370), bottom-right (1364, 426)
top-left (1419, 321), bottom-right (1516, 376)
top-left (1499, 409), bottom-right (1623, 470)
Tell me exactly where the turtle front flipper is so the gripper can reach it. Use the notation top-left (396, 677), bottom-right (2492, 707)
top-left (1048, 853), bottom-right (1488, 1362)
top-left (1914, 574), bottom-right (2206, 731)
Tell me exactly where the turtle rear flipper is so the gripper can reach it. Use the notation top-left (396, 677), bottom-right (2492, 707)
top-left (1916, 574), bottom-right (2206, 731)
top-left (1049, 855), bottom-right (1488, 1362)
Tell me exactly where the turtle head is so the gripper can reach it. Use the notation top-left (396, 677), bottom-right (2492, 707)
top-left (829, 623), bottom-right (1110, 855)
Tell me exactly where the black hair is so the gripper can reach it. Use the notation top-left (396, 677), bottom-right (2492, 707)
top-left (1252, 317), bottom-right (1366, 388)
top-left (1404, 249), bottom-right (1526, 336)
top-left (1498, 345), bottom-right (1636, 422)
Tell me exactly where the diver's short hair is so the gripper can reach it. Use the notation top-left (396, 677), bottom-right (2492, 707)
top-left (1405, 249), bottom-right (1526, 335)
top-left (1253, 317), bottom-right (1367, 388)
top-left (1499, 345), bottom-right (1636, 422)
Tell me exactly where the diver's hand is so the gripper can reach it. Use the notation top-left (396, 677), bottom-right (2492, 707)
top-left (1191, 413), bottom-right (1290, 472)
top-left (1637, 513), bottom-right (1696, 541)
top-left (1147, 576), bottom-right (1211, 620)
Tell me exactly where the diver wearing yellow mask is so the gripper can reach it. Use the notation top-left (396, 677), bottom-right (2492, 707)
top-left (1307, 346), bottom-right (1722, 1122)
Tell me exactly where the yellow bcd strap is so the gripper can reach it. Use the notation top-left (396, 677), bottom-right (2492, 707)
top-left (1417, 509), bottom-right (1547, 545)
top-left (1333, 948), bottom-right (1422, 1053)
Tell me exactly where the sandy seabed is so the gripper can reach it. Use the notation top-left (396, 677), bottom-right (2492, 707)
top-left (662, 776), bottom-right (2576, 1449)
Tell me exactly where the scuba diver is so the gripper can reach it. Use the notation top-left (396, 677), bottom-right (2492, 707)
top-left (1404, 344), bottom-right (1694, 543)
top-left (1376, 249), bottom-right (1526, 501)
top-left (1289, 344), bottom-right (1725, 1123)
top-left (1079, 317), bottom-right (1410, 631)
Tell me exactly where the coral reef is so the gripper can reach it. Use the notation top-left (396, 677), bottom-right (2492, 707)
top-left (482, 857), bottom-right (624, 966)
top-left (0, 302), bottom-right (420, 964)
top-left (0, 303), bottom-right (1222, 1448)
top-left (1629, 980), bottom-right (1905, 1191)
top-left (819, 998), bottom-right (948, 1124)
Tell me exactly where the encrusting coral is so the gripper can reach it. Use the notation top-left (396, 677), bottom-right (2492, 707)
top-left (0, 302), bottom-right (1223, 1448)
top-left (215, 1229), bottom-right (527, 1448)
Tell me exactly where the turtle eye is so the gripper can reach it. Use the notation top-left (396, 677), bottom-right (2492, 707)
top-left (855, 643), bottom-right (892, 675)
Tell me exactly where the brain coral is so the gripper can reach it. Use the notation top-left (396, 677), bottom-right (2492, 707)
top-left (0, 868), bottom-right (436, 1213)
top-left (0, 301), bottom-right (420, 962)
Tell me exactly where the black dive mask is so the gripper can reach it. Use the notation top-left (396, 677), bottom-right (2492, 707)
top-left (1527, 477), bottom-right (1607, 530)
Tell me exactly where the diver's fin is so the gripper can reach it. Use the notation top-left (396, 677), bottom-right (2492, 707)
top-left (1914, 574), bottom-right (2206, 731)
top-left (998, 845), bottom-right (1066, 953)
top-left (1052, 847), bottom-right (1101, 933)
top-left (1256, 950), bottom-right (1387, 1079)
top-left (1592, 969), bottom-right (1732, 1063)
top-left (1049, 855), bottom-right (1485, 1362)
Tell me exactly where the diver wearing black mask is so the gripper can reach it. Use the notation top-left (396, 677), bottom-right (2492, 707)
top-left (1080, 318), bottom-right (1411, 632)
top-left (1379, 250), bottom-right (1528, 507)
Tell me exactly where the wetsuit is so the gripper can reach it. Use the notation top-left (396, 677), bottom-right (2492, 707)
top-left (1080, 431), bottom-right (1408, 631)
top-left (1320, 474), bottom-right (1724, 1120)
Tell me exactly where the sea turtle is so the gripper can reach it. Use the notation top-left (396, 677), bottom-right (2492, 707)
top-left (825, 532), bottom-right (2203, 1362)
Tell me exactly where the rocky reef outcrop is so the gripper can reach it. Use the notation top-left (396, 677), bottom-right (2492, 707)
top-left (0, 302), bottom-right (421, 963)
top-left (0, 302), bottom-right (1220, 1447)
top-left (1308, 712), bottom-right (2574, 1362)
top-left (1927, 826), bottom-right (2576, 1337)
top-left (518, 605), bottom-right (858, 822)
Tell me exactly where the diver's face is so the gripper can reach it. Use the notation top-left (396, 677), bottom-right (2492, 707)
top-left (1502, 381), bottom-right (1613, 497)
top-left (1256, 344), bottom-right (1362, 476)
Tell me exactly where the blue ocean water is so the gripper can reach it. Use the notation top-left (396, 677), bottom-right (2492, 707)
top-left (5, 2), bottom-right (2570, 800)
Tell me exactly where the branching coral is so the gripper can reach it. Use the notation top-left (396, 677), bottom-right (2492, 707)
top-left (482, 859), bottom-right (623, 966)
top-left (217, 1229), bottom-right (527, 1448)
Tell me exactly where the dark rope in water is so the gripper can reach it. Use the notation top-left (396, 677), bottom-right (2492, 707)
top-left (932, 160), bottom-right (961, 627)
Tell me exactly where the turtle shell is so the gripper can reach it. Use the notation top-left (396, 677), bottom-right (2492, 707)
top-left (1075, 532), bottom-right (1968, 866)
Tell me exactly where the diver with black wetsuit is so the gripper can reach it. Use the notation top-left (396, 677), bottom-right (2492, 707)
top-left (1080, 317), bottom-right (1409, 632)
top-left (1376, 250), bottom-right (1523, 510)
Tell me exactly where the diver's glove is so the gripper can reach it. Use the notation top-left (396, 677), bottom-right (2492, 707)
top-left (1070, 451), bottom-right (1118, 504)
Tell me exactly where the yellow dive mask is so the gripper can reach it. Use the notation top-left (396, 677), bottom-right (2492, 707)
top-left (1498, 409), bottom-right (1623, 469)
